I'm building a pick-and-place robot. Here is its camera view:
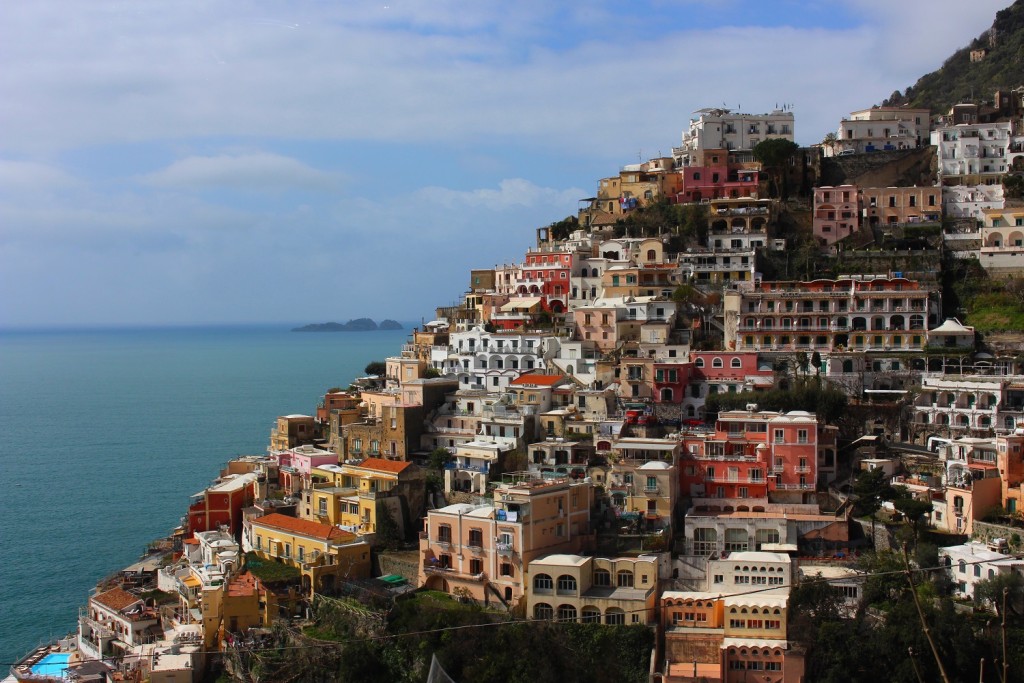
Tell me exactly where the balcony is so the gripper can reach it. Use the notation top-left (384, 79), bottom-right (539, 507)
top-left (643, 485), bottom-right (660, 494)
top-left (495, 542), bottom-right (514, 556)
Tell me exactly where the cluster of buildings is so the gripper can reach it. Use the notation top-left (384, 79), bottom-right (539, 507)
top-left (16, 95), bottom-right (1024, 683)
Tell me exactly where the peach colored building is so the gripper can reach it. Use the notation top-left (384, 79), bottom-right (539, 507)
top-left (661, 592), bottom-right (802, 683)
top-left (418, 474), bottom-right (594, 607)
top-left (724, 276), bottom-right (937, 354)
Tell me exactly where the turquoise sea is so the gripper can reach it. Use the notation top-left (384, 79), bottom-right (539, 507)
top-left (0, 324), bottom-right (411, 664)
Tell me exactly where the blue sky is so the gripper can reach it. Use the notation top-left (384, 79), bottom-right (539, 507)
top-left (0, 0), bottom-right (1010, 327)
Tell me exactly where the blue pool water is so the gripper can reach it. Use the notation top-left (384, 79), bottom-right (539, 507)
top-left (31, 653), bottom-right (70, 677)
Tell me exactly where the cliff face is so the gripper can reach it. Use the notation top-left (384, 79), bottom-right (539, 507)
top-left (818, 147), bottom-right (938, 188)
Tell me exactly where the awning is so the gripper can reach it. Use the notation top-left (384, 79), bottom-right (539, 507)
top-left (500, 297), bottom-right (543, 312)
top-left (182, 575), bottom-right (201, 587)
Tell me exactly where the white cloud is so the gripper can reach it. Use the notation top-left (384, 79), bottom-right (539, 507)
top-left (0, 160), bottom-right (78, 192)
top-left (139, 153), bottom-right (344, 192)
top-left (418, 178), bottom-right (586, 210)
top-left (0, 0), bottom-right (1009, 157)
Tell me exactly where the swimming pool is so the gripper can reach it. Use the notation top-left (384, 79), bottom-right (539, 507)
top-left (30, 653), bottom-right (70, 678)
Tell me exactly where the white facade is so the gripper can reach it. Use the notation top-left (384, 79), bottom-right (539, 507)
top-left (942, 184), bottom-right (1004, 221)
top-left (676, 108), bottom-right (795, 165)
top-left (931, 122), bottom-right (1013, 184)
top-left (706, 551), bottom-right (792, 595)
top-left (913, 374), bottom-right (1024, 435)
top-left (449, 328), bottom-right (550, 391)
top-left (940, 541), bottom-right (1023, 599)
top-left (836, 107), bottom-right (930, 155)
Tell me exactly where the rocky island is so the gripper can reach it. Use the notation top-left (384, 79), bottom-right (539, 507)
top-left (292, 318), bottom-right (402, 332)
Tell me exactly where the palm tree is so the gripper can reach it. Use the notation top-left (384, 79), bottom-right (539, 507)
top-left (822, 132), bottom-right (838, 156)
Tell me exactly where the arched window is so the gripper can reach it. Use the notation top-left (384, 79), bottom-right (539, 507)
top-left (695, 358), bottom-right (705, 368)
top-left (647, 249), bottom-right (657, 261)
top-left (534, 603), bottom-right (553, 620)
top-left (593, 569), bottom-right (611, 586)
top-left (557, 604), bottom-right (577, 622)
top-left (616, 570), bottom-right (634, 587)
top-left (661, 388), bottom-right (674, 401)
top-left (581, 607), bottom-right (601, 623)
top-left (712, 357), bottom-right (724, 368)
top-left (534, 574), bottom-right (553, 591)
top-left (605, 608), bottom-right (625, 625)
top-left (731, 357), bottom-right (742, 368)
top-left (557, 575), bottom-right (577, 593)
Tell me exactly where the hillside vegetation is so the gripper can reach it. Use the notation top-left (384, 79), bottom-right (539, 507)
top-left (884, 0), bottom-right (1024, 112)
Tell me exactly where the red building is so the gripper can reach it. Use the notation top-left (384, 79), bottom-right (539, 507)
top-left (653, 361), bottom-right (694, 404)
top-left (680, 409), bottom-right (820, 502)
top-left (673, 162), bottom-right (760, 204)
top-left (519, 250), bottom-right (573, 313)
top-left (187, 472), bottom-right (258, 539)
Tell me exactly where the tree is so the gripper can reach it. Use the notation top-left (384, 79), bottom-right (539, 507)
top-left (428, 447), bottom-right (453, 470)
top-left (822, 131), bottom-right (838, 155)
top-left (893, 496), bottom-right (932, 540)
top-left (364, 361), bottom-right (386, 376)
top-left (974, 572), bottom-right (1024, 617)
top-left (811, 351), bottom-right (823, 377)
top-left (423, 367), bottom-right (442, 379)
top-left (753, 138), bottom-right (800, 198)
top-left (854, 468), bottom-right (894, 547)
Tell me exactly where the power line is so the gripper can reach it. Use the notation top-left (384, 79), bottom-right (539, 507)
top-left (5, 551), bottom-right (1018, 666)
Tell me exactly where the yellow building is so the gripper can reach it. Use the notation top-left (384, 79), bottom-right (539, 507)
top-left (526, 553), bottom-right (659, 625)
top-left (269, 414), bottom-right (316, 452)
top-left (305, 458), bottom-right (423, 539)
top-left (247, 513), bottom-right (371, 596)
top-left (200, 572), bottom-right (276, 650)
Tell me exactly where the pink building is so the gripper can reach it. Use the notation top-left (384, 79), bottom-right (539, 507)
top-left (813, 185), bottom-right (860, 246)
top-left (419, 475), bottom-right (594, 606)
top-left (681, 409), bottom-right (821, 502)
top-left (274, 445), bottom-right (339, 477)
top-left (672, 150), bottom-right (761, 203)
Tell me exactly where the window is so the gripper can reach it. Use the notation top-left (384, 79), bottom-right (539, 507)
top-left (470, 559), bottom-right (483, 575)
top-left (284, 543), bottom-right (291, 558)
top-left (731, 357), bottom-right (742, 368)
top-left (438, 525), bottom-right (452, 543)
top-left (557, 575), bottom-right (577, 593)
top-left (534, 574), bottom-right (553, 591)
top-left (594, 569), bottom-right (611, 586)
top-left (468, 528), bottom-right (483, 548)
top-left (534, 603), bottom-right (553, 620)
top-left (297, 546), bottom-right (304, 562)
top-left (712, 357), bottom-right (724, 368)
top-left (773, 429), bottom-right (784, 443)
top-left (500, 563), bottom-right (513, 577)
top-left (605, 609), bottom-right (625, 625)
top-left (617, 570), bottom-right (634, 587)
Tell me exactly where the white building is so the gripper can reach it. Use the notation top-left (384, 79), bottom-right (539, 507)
top-left (940, 541), bottom-right (1023, 599)
top-left (675, 108), bottom-right (795, 166)
top-left (931, 122), bottom-right (1013, 185)
top-left (835, 107), bottom-right (930, 155)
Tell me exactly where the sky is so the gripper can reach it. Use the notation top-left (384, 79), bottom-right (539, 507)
top-left (0, 0), bottom-right (1011, 328)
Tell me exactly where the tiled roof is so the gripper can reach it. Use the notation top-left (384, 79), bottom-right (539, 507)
top-left (93, 587), bottom-right (141, 612)
top-left (253, 513), bottom-right (356, 543)
top-left (510, 373), bottom-right (563, 387)
top-left (357, 457), bottom-right (412, 474)
top-left (227, 572), bottom-right (259, 598)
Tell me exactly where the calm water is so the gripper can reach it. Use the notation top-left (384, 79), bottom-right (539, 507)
top-left (0, 324), bottom-right (411, 663)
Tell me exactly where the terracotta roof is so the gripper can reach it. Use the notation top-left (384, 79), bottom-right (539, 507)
top-left (93, 587), bottom-right (142, 612)
top-left (510, 373), bottom-right (563, 387)
top-left (356, 457), bottom-right (412, 474)
top-left (227, 572), bottom-right (259, 598)
top-left (252, 513), bottom-right (356, 543)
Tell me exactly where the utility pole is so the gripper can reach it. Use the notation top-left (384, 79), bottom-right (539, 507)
top-left (901, 545), bottom-right (952, 683)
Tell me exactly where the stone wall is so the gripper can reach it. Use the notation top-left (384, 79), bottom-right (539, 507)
top-left (972, 520), bottom-right (1024, 550)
